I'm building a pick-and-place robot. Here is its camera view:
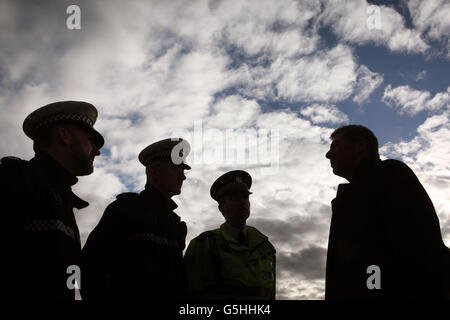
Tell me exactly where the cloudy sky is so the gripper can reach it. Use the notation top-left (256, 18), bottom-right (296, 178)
top-left (1, 0), bottom-right (449, 299)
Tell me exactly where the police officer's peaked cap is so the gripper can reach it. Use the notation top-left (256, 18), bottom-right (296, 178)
top-left (138, 138), bottom-right (191, 169)
top-left (23, 100), bottom-right (104, 149)
top-left (210, 170), bottom-right (252, 202)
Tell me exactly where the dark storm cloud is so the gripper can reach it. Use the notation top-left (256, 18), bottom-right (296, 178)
top-left (277, 245), bottom-right (327, 280)
top-left (251, 201), bottom-right (331, 245)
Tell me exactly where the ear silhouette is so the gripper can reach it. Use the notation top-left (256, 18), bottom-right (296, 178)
top-left (57, 126), bottom-right (73, 146)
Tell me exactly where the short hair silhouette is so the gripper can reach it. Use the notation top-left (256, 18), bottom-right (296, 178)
top-left (330, 124), bottom-right (379, 159)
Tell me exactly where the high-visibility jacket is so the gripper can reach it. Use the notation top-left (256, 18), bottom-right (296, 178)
top-left (184, 223), bottom-right (276, 300)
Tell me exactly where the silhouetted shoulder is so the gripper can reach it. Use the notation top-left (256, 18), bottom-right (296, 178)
top-left (0, 156), bottom-right (34, 193)
top-left (0, 156), bottom-right (28, 175)
top-left (264, 239), bottom-right (276, 252)
top-left (247, 226), bottom-right (268, 239)
top-left (87, 192), bottom-right (144, 239)
top-left (100, 192), bottom-right (141, 221)
top-left (1, 156), bottom-right (25, 165)
top-left (116, 192), bottom-right (140, 201)
top-left (195, 230), bottom-right (217, 242)
top-left (379, 159), bottom-right (418, 181)
top-left (247, 226), bottom-right (275, 251)
top-left (116, 192), bottom-right (138, 199)
top-left (380, 159), bottom-right (411, 171)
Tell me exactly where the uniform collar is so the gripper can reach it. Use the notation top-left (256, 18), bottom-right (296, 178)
top-left (224, 222), bottom-right (247, 241)
top-left (69, 192), bottom-right (90, 209)
top-left (142, 183), bottom-right (178, 212)
top-left (33, 152), bottom-right (79, 187)
top-left (219, 223), bottom-right (267, 249)
top-left (32, 152), bottom-right (88, 209)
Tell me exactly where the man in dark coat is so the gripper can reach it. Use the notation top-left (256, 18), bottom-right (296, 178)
top-left (0, 101), bottom-right (104, 299)
top-left (81, 138), bottom-right (191, 299)
top-left (324, 124), bottom-right (449, 299)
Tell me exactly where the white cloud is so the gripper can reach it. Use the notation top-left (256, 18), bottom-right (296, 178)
top-left (426, 88), bottom-right (450, 111)
top-left (73, 167), bottom-right (126, 245)
top-left (415, 70), bottom-right (427, 81)
top-left (352, 65), bottom-right (384, 104)
top-left (382, 85), bottom-right (450, 116)
top-left (231, 44), bottom-right (358, 103)
top-left (320, 0), bottom-right (429, 54)
top-left (380, 109), bottom-right (450, 246)
top-left (382, 85), bottom-right (431, 115)
top-left (407, 0), bottom-right (450, 56)
top-left (300, 104), bottom-right (349, 124)
top-left (207, 95), bottom-right (260, 129)
top-left (271, 45), bottom-right (358, 103)
top-left (277, 279), bottom-right (325, 300)
top-left (216, 0), bottom-right (320, 57)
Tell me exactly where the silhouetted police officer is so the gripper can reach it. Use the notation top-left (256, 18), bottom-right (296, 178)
top-left (325, 124), bottom-right (449, 299)
top-left (0, 101), bottom-right (103, 299)
top-left (81, 138), bottom-right (190, 299)
top-left (184, 170), bottom-right (276, 300)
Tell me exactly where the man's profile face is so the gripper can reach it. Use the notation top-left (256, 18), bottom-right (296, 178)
top-left (325, 133), bottom-right (363, 181)
top-left (67, 125), bottom-right (101, 176)
top-left (219, 192), bottom-right (250, 227)
top-left (152, 161), bottom-right (187, 197)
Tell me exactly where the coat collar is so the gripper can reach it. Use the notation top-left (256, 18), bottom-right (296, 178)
top-left (337, 157), bottom-right (382, 190)
top-left (219, 223), bottom-right (267, 249)
top-left (352, 157), bottom-right (382, 184)
top-left (32, 152), bottom-right (79, 187)
top-left (141, 183), bottom-right (178, 212)
top-left (335, 157), bottom-right (382, 200)
top-left (224, 222), bottom-right (247, 241)
top-left (31, 152), bottom-right (88, 209)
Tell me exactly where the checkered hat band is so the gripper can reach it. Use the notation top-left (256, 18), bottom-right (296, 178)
top-left (23, 218), bottom-right (76, 241)
top-left (146, 150), bottom-right (171, 162)
top-left (35, 113), bottom-right (94, 130)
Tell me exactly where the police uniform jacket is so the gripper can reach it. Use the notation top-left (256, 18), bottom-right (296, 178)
top-left (0, 153), bottom-right (86, 299)
top-left (184, 224), bottom-right (276, 300)
top-left (325, 158), bottom-right (450, 299)
top-left (81, 184), bottom-right (187, 299)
